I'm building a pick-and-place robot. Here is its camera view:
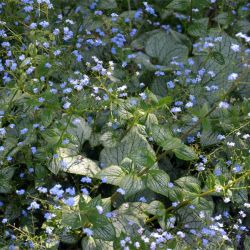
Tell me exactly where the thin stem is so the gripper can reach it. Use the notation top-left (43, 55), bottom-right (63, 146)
top-left (156, 79), bottom-right (241, 161)
top-left (146, 171), bottom-right (250, 224)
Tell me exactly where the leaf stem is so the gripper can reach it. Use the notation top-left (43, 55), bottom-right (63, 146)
top-left (146, 170), bottom-right (250, 224)
top-left (156, 79), bottom-right (241, 161)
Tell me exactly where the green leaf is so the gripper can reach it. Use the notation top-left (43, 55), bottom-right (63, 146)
top-left (166, 0), bottom-right (190, 11)
top-left (100, 131), bottom-right (119, 148)
top-left (97, 0), bottom-right (117, 9)
top-left (131, 30), bottom-right (160, 50)
top-left (119, 174), bottom-right (146, 197)
top-left (100, 129), bottom-right (155, 166)
top-left (62, 212), bottom-right (82, 229)
top-left (20, 57), bottom-right (32, 68)
top-left (81, 237), bottom-right (97, 250)
top-left (67, 116), bottom-right (92, 148)
top-left (150, 124), bottom-right (173, 145)
top-left (0, 167), bottom-right (15, 193)
top-left (0, 181), bottom-right (12, 194)
top-left (188, 22), bottom-right (207, 37)
top-left (0, 167), bottom-right (15, 180)
top-left (244, 236), bottom-right (250, 250)
top-left (175, 176), bottom-right (201, 194)
top-left (160, 137), bottom-right (182, 151)
top-left (173, 144), bottom-right (198, 161)
top-left (210, 51), bottom-right (225, 65)
top-left (214, 12), bottom-right (233, 26)
top-left (146, 201), bottom-right (165, 216)
top-left (111, 202), bottom-right (148, 236)
top-left (56, 147), bottom-right (100, 177)
top-left (168, 186), bottom-right (184, 201)
top-left (42, 128), bottom-right (60, 145)
top-left (95, 165), bottom-right (125, 186)
top-left (129, 148), bottom-right (156, 167)
top-left (151, 125), bottom-right (184, 151)
top-left (91, 216), bottom-right (116, 241)
top-left (149, 77), bottom-right (167, 97)
top-left (145, 113), bottom-right (158, 132)
top-left (48, 157), bottom-right (61, 175)
top-left (200, 131), bottom-right (220, 147)
top-left (132, 52), bottom-right (157, 71)
top-left (40, 109), bottom-right (56, 127)
top-left (176, 197), bottom-right (214, 233)
top-left (60, 232), bottom-right (80, 244)
top-left (157, 96), bottom-right (173, 107)
top-left (146, 169), bottom-right (170, 196)
top-left (145, 31), bottom-right (189, 65)
top-left (81, 237), bottom-right (113, 250)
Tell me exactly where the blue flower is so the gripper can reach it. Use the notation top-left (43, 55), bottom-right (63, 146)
top-left (44, 212), bottom-right (56, 220)
top-left (81, 188), bottom-right (89, 195)
top-left (167, 81), bottom-right (175, 89)
top-left (83, 228), bottom-right (93, 236)
top-left (39, 21), bottom-right (49, 28)
top-left (27, 201), bottom-right (40, 210)
top-left (63, 197), bottom-right (75, 207)
top-left (2, 218), bottom-right (7, 224)
top-left (117, 188), bottom-right (126, 195)
top-left (111, 33), bottom-right (126, 48)
top-left (143, 2), bottom-right (157, 16)
top-left (232, 164), bottom-right (241, 173)
top-left (20, 128), bottom-right (29, 135)
top-left (16, 189), bottom-right (25, 195)
top-left (81, 176), bottom-right (92, 183)
top-left (214, 168), bottom-right (222, 176)
top-left (66, 187), bottom-right (75, 196)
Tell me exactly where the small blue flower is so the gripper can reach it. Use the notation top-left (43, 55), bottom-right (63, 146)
top-left (101, 177), bottom-right (107, 183)
top-left (16, 189), bottom-right (25, 195)
top-left (27, 201), bottom-right (40, 210)
top-left (44, 212), bottom-right (56, 220)
top-left (167, 81), bottom-right (175, 89)
top-left (81, 188), bottom-right (89, 195)
top-left (232, 164), bottom-right (241, 173)
top-left (83, 228), bottom-right (93, 236)
top-left (117, 188), bottom-right (125, 195)
top-left (63, 197), bottom-right (75, 207)
top-left (20, 128), bottom-right (28, 135)
top-left (214, 168), bottom-right (222, 176)
top-left (168, 182), bottom-right (174, 188)
top-left (81, 177), bottom-right (92, 183)
top-left (2, 218), bottom-right (7, 224)
top-left (66, 187), bottom-right (75, 196)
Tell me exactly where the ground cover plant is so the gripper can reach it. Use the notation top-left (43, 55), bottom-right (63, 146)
top-left (0, 0), bottom-right (250, 249)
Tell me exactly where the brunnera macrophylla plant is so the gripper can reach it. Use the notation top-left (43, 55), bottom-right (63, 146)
top-left (0, 0), bottom-right (250, 249)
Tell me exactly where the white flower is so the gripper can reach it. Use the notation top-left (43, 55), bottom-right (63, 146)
top-left (63, 102), bottom-right (71, 109)
top-left (227, 142), bottom-right (235, 147)
top-left (139, 92), bottom-right (147, 100)
top-left (219, 101), bottom-right (230, 109)
top-left (177, 231), bottom-right (186, 238)
top-left (239, 211), bottom-right (246, 218)
top-left (243, 202), bottom-right (250, 208)
top-left (96, 205), bottom-right (104, 214)
top-left (224, 197), bottom-right (230, 203)
top-left (116, 188), bottom-right (126, 195)
top-left (83, 228), bottom-right (93, 236)
top-left (242, 134), bottom-right (250, 139)
top-left (215, 185), bottom-right (223, 192)
top-left (171, 107), bottom-right (181, 113)
top-left (231, 44), bottom-right (240, 52)
top-left (217, 134), bottom-right (225, 140)
top-left (185, 101), bottom-right (193, 108)
top-left (228, 73), bottom-right (238, 81)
